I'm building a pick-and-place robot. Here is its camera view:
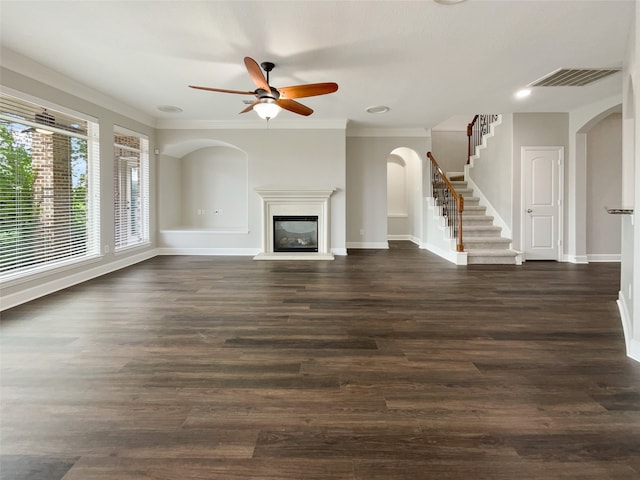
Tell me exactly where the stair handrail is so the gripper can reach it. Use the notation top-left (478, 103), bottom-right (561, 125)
top-left (427, 151), bottom-right (464, 252)
top-left (467, 114), bottom-right (500, 164)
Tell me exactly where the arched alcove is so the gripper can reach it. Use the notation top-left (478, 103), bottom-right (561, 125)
top-left (585, 112), bottom-right (623, 260)
top-left (158, 139), bottom-right (248, 231)
top-left (574, 104), bottom-right (623, 262)
top-left (387, 147), bottom-right (423, 242)
top-left (387, 155), bottom-right (408, 211)
top-left (181, 146), bottom-right (248, 229)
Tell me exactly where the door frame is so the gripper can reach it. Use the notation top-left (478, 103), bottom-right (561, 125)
top-left (520, 146), bottom-right (564, 261)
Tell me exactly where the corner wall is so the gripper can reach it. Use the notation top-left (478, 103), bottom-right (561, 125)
top-left (619, 0), bottom-right (639, 362)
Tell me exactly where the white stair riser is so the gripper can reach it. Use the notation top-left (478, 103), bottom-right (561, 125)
top-left (464, 240), bottom-right (511, 250)
top-left (464, 228), bottom-right (503, 237)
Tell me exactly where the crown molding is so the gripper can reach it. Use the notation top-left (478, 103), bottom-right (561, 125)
top-left (1, 48), bottom-right (156, 127)
top-left (155, 118), bottom-right (348, 130)
top-left (346, 127), bottom-right (430, 137)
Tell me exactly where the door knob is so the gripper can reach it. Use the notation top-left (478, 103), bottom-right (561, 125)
top-left (527, 209), bottom-right (533, 213)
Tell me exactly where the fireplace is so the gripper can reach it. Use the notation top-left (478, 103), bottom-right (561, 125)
top-left (254, 187), bottom-right (336, 260)
top-left (273, 216), bottom-right (318, 252)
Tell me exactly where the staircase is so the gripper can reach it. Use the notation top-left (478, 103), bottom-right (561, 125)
top-left (450, 179), bottom-right (519, 265)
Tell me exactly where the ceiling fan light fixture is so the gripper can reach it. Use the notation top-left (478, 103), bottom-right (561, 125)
top-left (254, 98), bottom-right (281, 120)
top-left (157, 105), bottom-right (183, 113)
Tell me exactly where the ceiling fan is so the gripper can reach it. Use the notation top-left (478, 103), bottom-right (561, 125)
top-left (189, 57), bottom-right (338, 120)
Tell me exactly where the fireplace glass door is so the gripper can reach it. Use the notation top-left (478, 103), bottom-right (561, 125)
top-left (273, 216), bottom-right (319, 252)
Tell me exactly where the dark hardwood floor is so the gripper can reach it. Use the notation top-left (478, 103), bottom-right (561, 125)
top-left (2, 242), bottom-right (640, 479)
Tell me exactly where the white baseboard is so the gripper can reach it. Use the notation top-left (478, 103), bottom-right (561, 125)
top-left (387, 235), bottom-right (412, 241)
top-left (617, 293), bottom-right (640, 363)
top-left (421, 242), bottom-right (468, 265)
top-left (628, 339), bottom-right (640, 363)
top-left (1, 249), bottom-right (158, 311)
top-left (332, 248), bottom-right (348, 256)
top-left (564, 254), bottom-right (589, 264)
top-left (156, 248), bottom-right (260, 256)
top-left (587, 254), bottom-right (621, 263)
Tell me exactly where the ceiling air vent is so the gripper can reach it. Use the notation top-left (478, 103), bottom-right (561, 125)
top-left (529, 68), bottom-right (621, 87)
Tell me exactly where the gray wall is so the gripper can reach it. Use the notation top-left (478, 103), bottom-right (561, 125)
top-left (431, 130), bottom-right (467, 173)
top-left (512, 112), bottom-right (570, 250)
top-left (346, 135), bottom-right (429, 247)
top-left (587, 112), bottom-right (622, 258)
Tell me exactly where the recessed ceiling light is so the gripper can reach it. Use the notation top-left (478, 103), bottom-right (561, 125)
top-left (515, 89), bottom-right (532, 99)
top-left (433, 0), bottom-right (467, 4)
top-left (157, 105), bottom-right (183, 113)
top-left (366, 105), bottom-right (390, 114)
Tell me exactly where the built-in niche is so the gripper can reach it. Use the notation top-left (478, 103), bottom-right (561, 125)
top-left (160, 146), bottom-right (248, 231)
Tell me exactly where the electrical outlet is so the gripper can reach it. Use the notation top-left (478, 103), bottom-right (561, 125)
top-left (359, 229), bottom-right (365, 235)
top-left (104, 244), bottom-right (110, 253)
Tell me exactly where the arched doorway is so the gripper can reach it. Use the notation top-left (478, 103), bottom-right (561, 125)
top-left (386, 147), bottom-right (423, 244)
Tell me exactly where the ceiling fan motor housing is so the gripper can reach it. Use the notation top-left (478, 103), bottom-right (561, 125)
top-left (256, 87), bottom-right (280, 101)
top-left (260, 62), bottom-right (275, 73)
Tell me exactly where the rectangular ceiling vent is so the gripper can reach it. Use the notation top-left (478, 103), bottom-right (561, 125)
top-left (529, 68), bottom-right (621, 87)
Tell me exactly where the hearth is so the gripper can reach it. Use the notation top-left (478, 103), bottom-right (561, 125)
top-left (273, 216), bottom-right (318, 252)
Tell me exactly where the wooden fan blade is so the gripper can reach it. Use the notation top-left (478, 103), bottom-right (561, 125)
top-left (239, 100), bottom-right (260, 114)
top-left (189, 85), bottom-right (255, 95)
top-left (277, 99), bottom-right (313, 116)
top-left (278, 82), bottom-right (338, 99)
top-left (244, 57), bottom-right (270, 91)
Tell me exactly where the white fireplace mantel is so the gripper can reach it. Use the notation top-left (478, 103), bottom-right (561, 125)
top-left (254, 187), bottom-right (336, 260)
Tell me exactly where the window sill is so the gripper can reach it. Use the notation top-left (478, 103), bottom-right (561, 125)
top-left (160, 227), bottom-right (250, 234)
top-left (0, 254), bottom-right (102, 288)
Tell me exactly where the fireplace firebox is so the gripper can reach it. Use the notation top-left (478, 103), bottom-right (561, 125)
top-left (273, 216), bottom-right (319, 252)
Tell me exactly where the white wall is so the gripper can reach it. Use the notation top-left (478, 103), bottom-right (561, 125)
top-left (586, 113), bottom-right (622, 260)
top-left (619, 0), bottom-right (639, 362)
top-left (0, 65), bottom-right (157, 309)
top-left (157, 127), bottom-right (346, 254)
top-left (346, 134), bottom-right (430, 248)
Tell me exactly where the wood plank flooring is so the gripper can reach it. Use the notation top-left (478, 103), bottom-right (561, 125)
top-left (1, 241), bottom-right (639, 479)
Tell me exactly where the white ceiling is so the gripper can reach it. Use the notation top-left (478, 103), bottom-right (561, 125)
top-left (0, 0), bottom-right (634, 130)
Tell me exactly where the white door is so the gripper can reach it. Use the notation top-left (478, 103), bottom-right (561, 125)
top-left (522, 147), bottom-right (563, 260)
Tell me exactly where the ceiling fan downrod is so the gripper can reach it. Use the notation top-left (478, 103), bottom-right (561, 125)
top-left (260, 62), bottom-right (275, 84)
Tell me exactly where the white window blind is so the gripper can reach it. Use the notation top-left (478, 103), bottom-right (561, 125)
top-left (114, 126), bottom-right (149, 251)
top-left (0, 92), bottom-right (100, 281)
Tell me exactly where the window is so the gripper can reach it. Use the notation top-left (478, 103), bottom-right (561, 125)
top-left (114, 126), bottom-right (149, 250)
top-left (0, 92), bottom-right (100, 280)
